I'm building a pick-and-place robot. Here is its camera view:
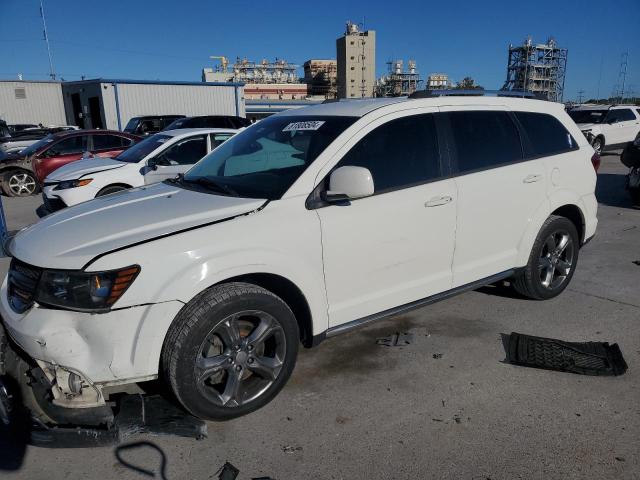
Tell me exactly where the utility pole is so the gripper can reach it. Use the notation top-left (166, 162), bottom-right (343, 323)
top-left (617, 52), bottom-right (628, 103)
top-left (39, 0), bottom-right (56, 80)
top-left (577, 89), bottom-right (585, 104)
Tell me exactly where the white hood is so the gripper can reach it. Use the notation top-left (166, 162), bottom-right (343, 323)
top-left (9, 182), bottom-right (266, 269)
top-left (46, 157), bottom-right (127, 182)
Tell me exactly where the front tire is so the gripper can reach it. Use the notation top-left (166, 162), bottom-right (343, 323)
top-left (513, 215), bottom-right (579, 300)
top-left (162, 283), bottom-right (299, 421)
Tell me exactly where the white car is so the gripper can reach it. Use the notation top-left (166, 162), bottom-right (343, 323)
top-left (568, 105), bottom-right (640, 154)
top-left (1, 95), bottom-right (597, 425)
top-left (41, 128), bottom-right (237, 211)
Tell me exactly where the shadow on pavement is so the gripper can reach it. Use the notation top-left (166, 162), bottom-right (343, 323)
top-left (0, 376), bottom-right (29, 471)
top-left (596, 172), bottom-right (637, 209)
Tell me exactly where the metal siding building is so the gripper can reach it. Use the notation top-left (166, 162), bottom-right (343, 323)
top-left (0, 80), bottom-right (66, 125)
top-left (61, 79), bottom-right (245, 130)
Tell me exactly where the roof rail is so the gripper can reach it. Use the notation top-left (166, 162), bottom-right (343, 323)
top-left (409, 89), bottom-right (539, 100)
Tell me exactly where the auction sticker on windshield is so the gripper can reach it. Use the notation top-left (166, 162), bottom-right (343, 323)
top-left (283, 121), bottom-right (325, 132)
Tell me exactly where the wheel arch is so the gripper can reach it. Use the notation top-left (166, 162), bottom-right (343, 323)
top-left (96, 183), bottom-right (133, 197)
top-left (550, 204), bottom-right (585, 244)
top-left (216, 273), bottom-right (316, 348)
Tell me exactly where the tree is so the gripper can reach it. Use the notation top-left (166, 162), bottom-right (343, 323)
top-left (454, 77), bottom-right (483, 90)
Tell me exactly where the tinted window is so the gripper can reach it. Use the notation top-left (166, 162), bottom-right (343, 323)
top-left (92, 134), bottom-right (130, 150)
top-left (336, 114), bottom-right (441, 193)
top-left (607, 109), bottom-right (636, 123)
top-left (47, 136), bottom-right (87, 155)
top-left (124, 117), bottom-right (140, 133)
top-left (515, 112), bottom-right (577, 156)
top-left (568, 109), bottom-right (607, 124)
top-left (155, 135), bottom-right (207, 166)
top-left (448, 111), bottom-right (522, 173)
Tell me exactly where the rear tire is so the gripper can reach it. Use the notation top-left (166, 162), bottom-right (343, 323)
top-left (513, 215), bottom-right (580, 300)
top-left (162, 283), bottom-right (299, 421)
top-left (2, 170), bottom-right (39, 197)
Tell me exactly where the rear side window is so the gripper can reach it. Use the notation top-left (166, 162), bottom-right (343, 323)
top-left (336, 113), bottom-right (441, 193)
top-left (92, 134), bottom-right (131, 150)
top-left (515, 112), bottom-right (577, 156)
top-left (448, 111), bottom-right (522, 173)
top-left (607, 109), bottom-right (636, 123)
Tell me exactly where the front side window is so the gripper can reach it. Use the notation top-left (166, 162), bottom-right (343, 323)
top-left (46, 135), bottom-right (87, 156)
top-left (515, 112), bottom-right (577, 156)
top-left (115, 133), bottom-right (172, 163)
top-left (334, 114), bottom-right (441, 193)
top-left (154, 135), bottom-right (207, 166)
top-left (182, 115), bottom-right (357, 199)
top-left (448, 111), bottom-right (522, 173)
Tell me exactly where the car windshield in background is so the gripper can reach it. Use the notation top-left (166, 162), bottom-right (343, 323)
top-left (181, 115), bottom-right (357, 200)
top-left (20, 134), bottom-right (55, 156)
top-left (123, 118), bottom-right (141, 133)
top-left (568, 110), bottom-right (608, 124)
top-left (116, 134), bottom-right (171, 163)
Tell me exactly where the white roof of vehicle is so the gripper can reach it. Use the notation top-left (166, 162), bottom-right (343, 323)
top-left (572, 104), bottom-right (637, 110)
top-left (280, 96), bottom-right (565, 118)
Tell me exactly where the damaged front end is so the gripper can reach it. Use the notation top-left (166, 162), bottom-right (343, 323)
top-left (0, 324), bottom-right (205, 448)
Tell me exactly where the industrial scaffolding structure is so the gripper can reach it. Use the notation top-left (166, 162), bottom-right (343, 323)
top-left (376, 60), bottom-right (422, 97)
top-left (501, 37), bottom-right (567, 102)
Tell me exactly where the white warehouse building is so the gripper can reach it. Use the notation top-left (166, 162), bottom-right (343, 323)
top-left (0, 79), bottom-right (245, 130)
top-left (0, 80), bottom-right (66, 125)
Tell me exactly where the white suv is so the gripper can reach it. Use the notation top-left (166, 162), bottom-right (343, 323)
top-left (0, 95), bottom-right (598, 424)
top-left (568, 105), bottom-right (640, 154)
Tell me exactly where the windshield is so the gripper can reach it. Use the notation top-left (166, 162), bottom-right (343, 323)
top-left (123, 117), bottom-right (140, 133)
top-left (115, 133), bottom-right (172, 163)
top-left (0, 122), bottom-right (9, 139)
top-left (20, 134), bottom-right (56, 156)
top-left (568, 109), bottom-right (608, 124)
top-left (180, 115), bottom-right (357, 200)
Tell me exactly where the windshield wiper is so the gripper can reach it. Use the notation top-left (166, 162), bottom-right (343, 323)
top-left (179, 175), bottom-right (239, 197)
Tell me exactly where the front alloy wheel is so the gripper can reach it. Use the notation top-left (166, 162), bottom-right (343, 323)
top-left (162, 283), bottom-right (299, 420)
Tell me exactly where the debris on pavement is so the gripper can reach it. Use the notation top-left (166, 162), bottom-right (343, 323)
top-left (632, 260), bottom-right (640, 266)
top-left (432, 353), bottom-right (443, 359)
top-left (376, 332), bottom-right (414, 347)
top-left (218, 462), bottom-right (240, 480)
top-left (282, 445), bottom-right (303, 453)
top-left (505, 332), bottom-right (628, 376)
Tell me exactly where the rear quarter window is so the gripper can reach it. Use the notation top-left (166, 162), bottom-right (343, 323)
top-left (515, 112), bottom-right (578, 157)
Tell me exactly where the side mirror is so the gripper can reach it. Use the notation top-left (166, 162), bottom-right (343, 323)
top-left (322, 166), bottom-right (374, 203)
top-left (147, 159), bottom-right (159, 171)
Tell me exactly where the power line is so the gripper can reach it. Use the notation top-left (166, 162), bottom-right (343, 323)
top-left (39, 0), bottom-right (55, 79)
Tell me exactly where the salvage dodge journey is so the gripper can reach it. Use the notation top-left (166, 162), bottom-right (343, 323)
top-left (0, 95), bottom-right (597, 425)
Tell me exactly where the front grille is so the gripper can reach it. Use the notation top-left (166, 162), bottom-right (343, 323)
top-left (7, 258), bottom-right (42, 313)
top-left (42, 193), bottom-right (66, 213)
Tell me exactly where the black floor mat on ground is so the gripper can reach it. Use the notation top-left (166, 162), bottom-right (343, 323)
top-left (506, 332), bottom-right (628, 376)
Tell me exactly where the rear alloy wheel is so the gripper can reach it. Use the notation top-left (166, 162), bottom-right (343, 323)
top-left (162, 283), bottom-right (299, 420)
top-left (3, 170), bottom-right (39, 197)
top-left (513, 215), bottom-right (579, 300)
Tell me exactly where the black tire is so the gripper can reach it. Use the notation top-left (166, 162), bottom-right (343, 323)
top-left (513, 215), bottom-right (580, 300)
top-left (630, 187), bottom-right (640, 207)
top-left (96, 184), bottom-right (128, 197)
top-left (162, 282), bottom-right (299, 421)
top-left (2, 170), bottom-right (39, 197)
top-left (591, 136), bottom-right (604, 155)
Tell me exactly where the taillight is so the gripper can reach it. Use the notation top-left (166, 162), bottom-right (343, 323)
top-left (591, 153), bottom-right (601, 173)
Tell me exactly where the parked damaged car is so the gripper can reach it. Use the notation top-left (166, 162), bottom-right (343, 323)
top-left (0, 95), bottom-right (597, 439)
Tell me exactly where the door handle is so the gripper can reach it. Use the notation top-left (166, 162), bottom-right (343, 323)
top-left (425, 195), bottom-right (453, 207)
top-left (523, 174), bottom-right (542, 184)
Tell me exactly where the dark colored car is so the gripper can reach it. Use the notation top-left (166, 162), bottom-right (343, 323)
top-left (0, 119), bottom-right (9, 139)
top-left (164, 115), bottom-right (251, 131)
top-left (0, 130), bottom-right (140, 197)
top-left (621, 134), bottom-right (640, 205)
top-left (123, 115), bottom-right (185, 136)
top-left (8, 124), bottom-right (39, 134)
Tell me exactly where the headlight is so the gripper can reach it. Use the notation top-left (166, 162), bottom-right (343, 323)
top-left (35, 265), bottom-right (140, 312)
top-left (53, 178), bottom-right (93, 190)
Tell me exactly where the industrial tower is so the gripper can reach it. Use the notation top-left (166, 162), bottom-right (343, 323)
top-left (502, 37), bottom-right (568, 102)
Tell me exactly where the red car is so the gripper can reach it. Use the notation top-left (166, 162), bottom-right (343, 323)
top-left (0, 130), bottom-right (141, 196)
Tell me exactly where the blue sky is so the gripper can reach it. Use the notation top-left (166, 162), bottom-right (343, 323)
top-left (1, 0), bottom-right (638, 101)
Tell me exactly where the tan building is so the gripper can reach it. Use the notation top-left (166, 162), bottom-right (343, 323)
top-left (243, 83), bottom-right (309, 100)
top-left (303, 59), bottom-right (337, 98)
top-left (336, 22), bottom-right (376, 98)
